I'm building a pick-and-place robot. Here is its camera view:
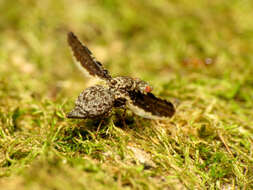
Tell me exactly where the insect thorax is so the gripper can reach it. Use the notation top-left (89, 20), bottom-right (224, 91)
top-left (108, 76), bottom-right (136, 98)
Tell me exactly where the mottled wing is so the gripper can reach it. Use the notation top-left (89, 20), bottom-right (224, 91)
top-left (67, 85), bottom-right (115, 119)
top-left (128, 91), bottom-right (175, 119)
top-left (67, 32), bottom-right (112, 80)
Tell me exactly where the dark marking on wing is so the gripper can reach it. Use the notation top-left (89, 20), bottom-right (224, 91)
top-left (67, 32), bottom-right (112, 80)
top-left (129, 91), bottom-right (175, 118)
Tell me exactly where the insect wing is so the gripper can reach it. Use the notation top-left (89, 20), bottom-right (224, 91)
top-left (67, 32), bottom-right (111, 80)
top-left (129, 91), bottom-right (175, 119)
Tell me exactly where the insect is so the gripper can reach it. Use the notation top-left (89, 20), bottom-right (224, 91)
top-left (67, 32), bottom-right (175, 121)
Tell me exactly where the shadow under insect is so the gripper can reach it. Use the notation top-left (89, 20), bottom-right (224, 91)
top-left (71, 109), bottom-right (135, 132)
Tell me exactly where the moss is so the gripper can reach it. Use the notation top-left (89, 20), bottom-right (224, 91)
top-left (0, 0), bottom-right (253, 189)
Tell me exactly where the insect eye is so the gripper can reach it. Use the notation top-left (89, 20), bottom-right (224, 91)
top-left (145, 86), bottom-right (152, 93)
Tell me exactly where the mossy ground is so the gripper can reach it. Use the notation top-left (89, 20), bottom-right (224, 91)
top-left (1, 0), bottom-right (253, 189)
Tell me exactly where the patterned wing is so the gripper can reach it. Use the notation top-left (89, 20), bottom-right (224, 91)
top-left (67, 85), bottom-right (115, 119)
top-left (67, 32), bottom-right (112, 81)
top-left (128, 91), bottom-right (175, 120)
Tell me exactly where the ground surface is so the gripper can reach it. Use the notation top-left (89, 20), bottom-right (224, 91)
top-left (1, 0), bottom-right (253, 189)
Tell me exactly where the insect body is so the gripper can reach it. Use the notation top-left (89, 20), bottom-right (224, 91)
top-left (67, 32), bottom-right (175, 120)
top-left (67, 85), bottom-right (115, 119)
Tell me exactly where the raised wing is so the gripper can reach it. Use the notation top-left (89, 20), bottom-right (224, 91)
top-left (128, 91), bottom-right (175, 119)
top-left (67, 32), bottom-right (112, 81)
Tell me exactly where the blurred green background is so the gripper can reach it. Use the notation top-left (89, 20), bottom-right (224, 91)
top-left (1, 0), bottom-right (253, 189)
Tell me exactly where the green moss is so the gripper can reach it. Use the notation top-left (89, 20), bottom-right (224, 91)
top-left (1, 0), bottom-right (253, 189)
